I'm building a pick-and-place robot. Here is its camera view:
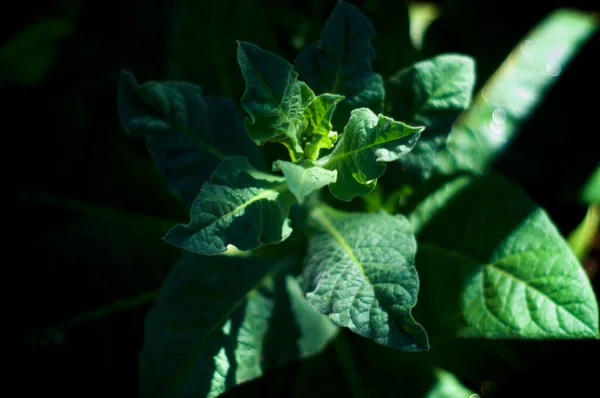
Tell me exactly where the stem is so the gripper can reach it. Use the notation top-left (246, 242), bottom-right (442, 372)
top-left (332, 333), bottom-right (366, 398)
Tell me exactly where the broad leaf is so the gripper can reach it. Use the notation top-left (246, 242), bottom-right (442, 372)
top-left (118, 71), bottom-right (263, 208)
top-left (437, 9), bottom-right (598, 174)
top-left (303, 206), bottom-right (429, 351)
top-left (273, 160), bottom-right (337, 204)
top-left (410, 174), bottom-right (599, 339)
top-left (387, 54), bottom-right (476, 180)
top-left (302, 93), bottom-right (345, 160)
top-left (295, 2), bottom-right (385, 132)
top-left (140, 253), bottom-right (338, 398)
top-left (237, 41), bottom-right (314, 158)
top-left (164, 156), bottom-right (294, 255)
top-left (318, 108), bottom-right (422, 201)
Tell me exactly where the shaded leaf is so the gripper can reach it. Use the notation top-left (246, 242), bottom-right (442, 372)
top-left (318, 108), bottom-right (422, 201)
top-left (410, 174), bottom-right (599, 339)
top-left (273, 160), bottom-right (337, 204)
top-left (295, 2), bottom-right (385, 131)
top-left (303, 206), bottom-right (429, 351)
top-left (164, 157), bottom-right (294, 255)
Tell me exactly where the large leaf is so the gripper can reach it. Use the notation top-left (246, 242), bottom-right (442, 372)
top-left (437, 9), bottom-right (598, 174)
top-left (294, 2), bottom-right (385, 132)
top-left (303, 206), bottom-right (429, 351)
top-left (164, 157), bottom-right (295, 255)
top-left (140, 252), bottom-right (338, 398)
top-left (237, 41), bottom-right (314, 158)
top-left (410, 174), bottom-right (599, 339)
top-left (387, 54), bottom-right (476, 181)
top-left (317, 108), bottom-right (422, 201)
top-left (118, 71), bottom-right (263, 208)
top-left (273, 160), bottom-right (337, 204)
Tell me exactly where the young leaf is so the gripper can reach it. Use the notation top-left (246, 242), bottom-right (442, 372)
top-left (118, 70), bottom-right (263, 208)
top-left (273, 160), bottom-right (337, 204)
top-left (294, 2), bottom-right (385, 131)
top-left (302, 93), bottom-right (345, 160)
top-left (581, 165), bottom-right (600, 204)
top-left (164, 156), bottom-right (295, 255)
top-left (303, 206), bottom-right (429, 351)
top-left (237, 41), bottom-right (314, 158)
top-left (387, 54), bottom-right (476, 181)
top-left (140, 253), bottom-right (338, 398)
top-left (425, 368), bottom-right (475, 398)
top-left (318, 108), bottom-right (423, 201)
top-left (410, 174), bottom-right (599, 339)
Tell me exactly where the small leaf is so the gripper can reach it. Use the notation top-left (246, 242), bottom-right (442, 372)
top-left (140, 253), bottom-right (338, 398)
top-left (237, 41), bottom-right (314, 158)
top-left (387, 54), bottom-right (476, 181)
top-left (318, 108), bottom-right (423, 201)
top-left (410, 174), bottom-right (599, 339)
top-left (303, 206), bottom-right (429, 351)
top-left (164, 156), bottom-right (295, 255)
top-left (302, 93), bottom-right (345, 160)
top-left (581, 165), bottom-right (600, 204)
top-left (118, 70), bottom-right (263, 208)
top-left (295, 2), bottom-right (385, 131)
top-left (425, 368), bottom-right (475, 398)
top-left (273, 160), bottom-right (337, 204)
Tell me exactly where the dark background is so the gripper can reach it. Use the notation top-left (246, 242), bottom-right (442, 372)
top-left (6, 0), bottom-right (599, 396)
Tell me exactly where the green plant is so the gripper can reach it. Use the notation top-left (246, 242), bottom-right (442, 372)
top-left (117, 2), bottom-right (599, 397)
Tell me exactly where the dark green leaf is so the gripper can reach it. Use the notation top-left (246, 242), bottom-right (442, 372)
top-left (140, 253), bottom-right (338, 398)
top-left (273, 160), bottom-right (337, 204)
top-left (118, 70), bottom-right (263, 208)
top-left (410, 174), bottom-right (599, 339)
top-left (387, 54), bottom-right (476, 180)
top-left (303, 206), bottom-right (429, 351)
top-left (302, 93), bottom-right (345, 160)
top-left (295, 2), bottom-right (385, 131)
top-left (318, 108), bottom-right (422, 201)
top-left (164, 157), bottom-right (295, 255)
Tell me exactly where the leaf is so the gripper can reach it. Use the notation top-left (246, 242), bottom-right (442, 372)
top-left (581, 165), bottom-right (600, 204)
top-left (410, 174), bottom-right (599, 339)
top-left (140, 252), bottom-right (338, 398)
top-left (294, 2), bottom-right (385, 132)
top-left (317, 108), bottom-right (423, 201)
top-left (273, 160), bottom-right (337, 204)
top-left (437, 9), bottom-right (598, 174)
top-left (425, 368), bottom-right (475, 398)
top-left (387, 54), bottom-right (476, 181)
top-left (164, 156), bottom-right (295, 255)
top-left (118, 70), bottom-right (263, 208)
top-left (303, 206), bottom-right (429, 351)
top-left (237, 41), bottom-right (314, 158)
top-left (301, 93), bottom-right (345, 160)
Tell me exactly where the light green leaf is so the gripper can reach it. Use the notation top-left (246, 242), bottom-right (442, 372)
top-left (294, 2), bottom-right (385, 132)
top-left (410, 174), bottom-right (599, 339)
top-left (318, 108), bottom-right (423, 201)
top-left (387, 54), bottom-right (476, 181)
top-left (273, 160), bottom-right (337, 204)
top-left (437, 9), bottom-right (598, 174)
top-left (581, 165), bottom-right (600, 204)
top-left (303, 206), bottom-right (429, 351)
top-left (118, 70), bottom-right (264, 208)
top-left (237, 41), bottom-right (314, 158)
top-left (425, 368), bottom-right (475, 398)
top-left (302, 93), bottom-right (345, 160)
top-left (140, 253), bottom-right (338, 398)
top-left (164, 156), bottom-right (294, 255)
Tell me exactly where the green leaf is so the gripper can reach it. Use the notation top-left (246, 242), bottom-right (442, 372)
top-left (410, 174), bottom-right (599, 339)
top-left (581, 165), bottom-right (600, 204)
top-left (318, 108), bottom-right (423, 201)
top-left (140, 253), bottom-right (338, 398)
top-left (387, 54), bottom-right (476, 181)
top-left (118, 70), bottom-right (263, 208)
top-left (302, 93), bottom-right (345, 160)
top-left (425, 368), bottom-right (475, 398)
top-left (437, 9), bottom-right (598, 174)
top-left (303, 206), bottom-right (429, 351)
top-left (237, 41), bottom-right (314, 158)
top-left (164, 156), bottom-right (295, 255)
top-left (294, 2), bottom-right (385, 132)
top-left (273, 160), bottom-right (337, 204)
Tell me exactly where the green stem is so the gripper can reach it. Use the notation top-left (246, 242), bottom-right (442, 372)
top-left (332, 333), bottom-right (366, 398)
